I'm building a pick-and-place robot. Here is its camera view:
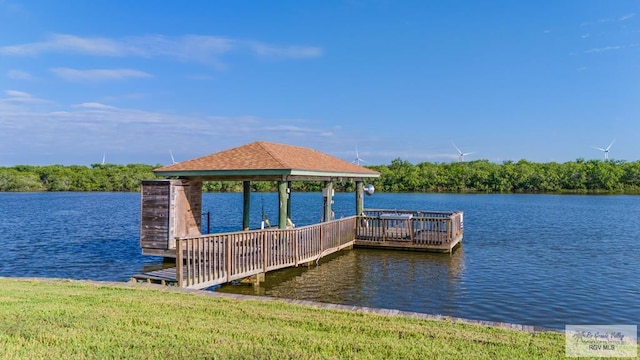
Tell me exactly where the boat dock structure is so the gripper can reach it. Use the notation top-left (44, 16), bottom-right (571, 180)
top-left (133, 141), bottom-right (463, 289)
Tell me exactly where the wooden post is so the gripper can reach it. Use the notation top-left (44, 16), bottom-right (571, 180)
top-left (355, 181), bottom-right (364, 217)
top-left (225, 235), bottom-right (232, 283)
top-left (323, 181), bottom-right (333, 222)
top-left (278, 180), bottom-right (288, 229)
top-left (176, 237), bottom-right (183, 288)
top-left (261, 231), bottom-right (267, 273)
top-left (409, 218), bottom-right (414, 244)
top-left (286, 181), bottom-right (292, 220)
top-left (243, 181), bottom-right (251, 231)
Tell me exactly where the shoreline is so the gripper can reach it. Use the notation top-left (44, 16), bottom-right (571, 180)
top-left (2, 276), bottom-right (560, 334)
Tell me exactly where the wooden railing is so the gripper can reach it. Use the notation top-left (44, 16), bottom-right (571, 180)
top-left (362, 209), bottom-right (454, 218)
top-left (174, 210), bottom-right (463, 288)
top-left (175, 216), bottom-right (357, 288)
top-left (356, 209), bottom-right (463, 247)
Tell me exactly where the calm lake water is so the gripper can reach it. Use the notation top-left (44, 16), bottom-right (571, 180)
top-left (0, 192), bottom-right (638, 331)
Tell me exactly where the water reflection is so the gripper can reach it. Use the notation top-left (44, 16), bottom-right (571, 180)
top-left (218, 247), bottom-right (466, 316)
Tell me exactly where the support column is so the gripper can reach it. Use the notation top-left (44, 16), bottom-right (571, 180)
top-left (323, 181), bottom-right (334, 222)
top-left (286, 181), bottom-right (292, 220)
top-left (278, 180), bottom-right (288, 229)
top-left (243, 181), bottom-right (251, 231)
top-left (356, 180), bottom-right (364, 216)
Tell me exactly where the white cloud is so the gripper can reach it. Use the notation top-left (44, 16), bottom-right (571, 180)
top-left (0, 34), bottom-right (125, 56)
top-left (7, 69), bottom-right (33, 80)
top-left (0, 33), bottom-right (323, 63)
top-left (72, 102), bottom-right (118, 110)
top-left (187, 74), bottom-right (216, 81)
top-left (619, 13), bottom-right (635, 21)
top-left (584, 45), bottom-right (623, 53)
top-left (0, 90), bottom-right (52, 106)
top-left (0, 90), bottom-right (344, 164)
top-left (263, 125), bottom-right (333, 136)
top-left (249, 42), bottom-right (323, 59)
top-left (5, 90), bottom-right (31, 97)
top-left (581, 13), bottom-right (637, 26)
top-left (50, 68), bottom-right (153, 81)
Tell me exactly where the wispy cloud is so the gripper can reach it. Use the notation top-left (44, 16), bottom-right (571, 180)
top-left (0, 91), bottom-right (337, 164)
top-left (619, 13), bottom-right (636, 21)
top-left (0, 33), bottom-right (323, 63)
top-left (7, 69), bottom-right (33, 80)
top-left (249, 42), bottom-right (323, 59)
top-left (584, 45), bottom-right (623, 53)
top-left (263, 125), bottom-right (334, 137)
top-left (584, 43), bottom-right (639, 54)
top-left (581, 13), bottom-right (636, 26)
top-left (5, 90), bottom-right (31, 98)
top-left (1, 90), bottom-right (51, 104)
top-left (72, 102), bottom-right (118, 110)
top-left (187, 74), bottom-right (216, 81)
top-left (50, 68), bottom-right (153, 81)
top-left (0, 34), bottom-right (126, 56)
top-left (0, 90), bottom-right (54, 114)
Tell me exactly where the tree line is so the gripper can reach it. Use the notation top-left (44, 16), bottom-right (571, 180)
top-left (1, 158), bottom-right (640, 193)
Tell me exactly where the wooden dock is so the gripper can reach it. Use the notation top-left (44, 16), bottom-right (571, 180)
top-left (132, 210), bottom-right (463, 289)
top-left (355, 209), bottom-right (463, 253)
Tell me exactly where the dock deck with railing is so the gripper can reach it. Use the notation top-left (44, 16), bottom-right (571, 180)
top-left (132, 209), bottom-right (463, 289)
top-left (356, 209), bottom-right (463, 253)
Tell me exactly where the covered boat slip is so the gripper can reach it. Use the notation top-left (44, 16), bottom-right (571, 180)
top-left (139, 141), bottom-right (381, 259)
top-left (136, 141), bottom-right (464, 289)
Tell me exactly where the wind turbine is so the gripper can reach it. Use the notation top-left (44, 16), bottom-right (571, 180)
top-left (169, 150), bottom-right (177, 164)
top-left (101, 152), bottom-right (106, 165)
top-left (592, 139), bottom-right (615, 160)
top-left (352, 147), bottom-right (367, 166)
top-left (452, 143), bottom-right (474, 162)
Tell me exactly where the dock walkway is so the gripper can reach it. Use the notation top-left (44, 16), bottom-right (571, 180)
top-left (132, 210), bottom-right (463, 289)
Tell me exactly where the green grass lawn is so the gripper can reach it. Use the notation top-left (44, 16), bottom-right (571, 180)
top-left (0, 277), bottom-right (615, 359)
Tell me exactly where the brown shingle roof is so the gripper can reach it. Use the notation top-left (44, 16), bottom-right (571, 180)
top-left (155, 141), bottom-right (379, 177)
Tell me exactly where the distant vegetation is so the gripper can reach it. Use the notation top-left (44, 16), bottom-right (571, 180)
top-left (0, 164), bottom-right (158, 192)
top-left (1, 158), bottom-right (640, 194)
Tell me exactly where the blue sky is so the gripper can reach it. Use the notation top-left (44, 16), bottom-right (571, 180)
top-left (1, 1), bottom-right (638, 166)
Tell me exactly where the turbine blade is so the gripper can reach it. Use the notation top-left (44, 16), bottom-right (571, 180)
top-left (592, 146), bottom-right (605, 151)
top-left (606, 139), bottom-right (615, 151)
top-left (452, 142), bottom-right (462, 155)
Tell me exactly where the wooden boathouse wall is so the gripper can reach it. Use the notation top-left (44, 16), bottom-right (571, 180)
top-left (140, 179), bottom-right (203, 257)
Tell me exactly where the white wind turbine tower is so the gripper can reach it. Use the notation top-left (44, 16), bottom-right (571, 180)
top-left (101, 152), bottom-right (106, 165)
top-left (352, 146), bottom-right (367, 166)
top-left (169, 150), bottom-right (177, 164)
top-left (592, 139), bottom-right (615, 160)
top-left (452, 143), bottom-right (474, 162)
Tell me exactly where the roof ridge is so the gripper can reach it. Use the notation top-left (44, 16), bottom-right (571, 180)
top-left (255, 141), bottom-right (288, 168)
